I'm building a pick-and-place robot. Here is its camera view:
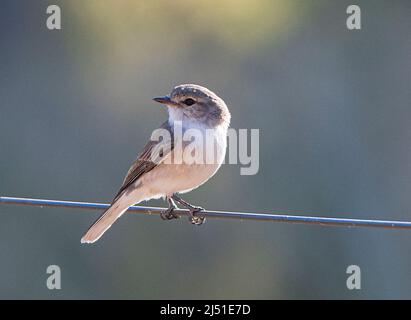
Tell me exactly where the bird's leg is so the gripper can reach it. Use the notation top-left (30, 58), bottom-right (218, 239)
top-left (171, 194), bottom-right (206, 225)
top-left (160, 196), bottom-right (180, 220)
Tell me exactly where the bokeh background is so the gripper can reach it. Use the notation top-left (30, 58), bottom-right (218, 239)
top-left (1, 0), bottom-right (410, 299)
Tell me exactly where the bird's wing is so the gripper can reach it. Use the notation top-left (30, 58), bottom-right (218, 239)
top-left (113, 120), bottom-right (174, 202)
top-left (81, 121), bottom-right (174, 244)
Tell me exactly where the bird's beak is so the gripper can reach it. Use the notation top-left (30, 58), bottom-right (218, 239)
top-left (153, 96), bottom-right (180, 107)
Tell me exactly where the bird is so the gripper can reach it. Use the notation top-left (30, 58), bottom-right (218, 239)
top-left (81, 84), bottom-right (231, 243)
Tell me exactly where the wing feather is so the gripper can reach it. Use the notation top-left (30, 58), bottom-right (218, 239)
top-left (112, 121), bottom-right (174, 201)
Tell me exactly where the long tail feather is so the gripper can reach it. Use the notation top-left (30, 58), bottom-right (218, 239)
top-left (81, 195), bottom-right (135, 244)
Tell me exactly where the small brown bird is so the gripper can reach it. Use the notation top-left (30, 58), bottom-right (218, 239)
top-left (81, 84), bottom-right (231, 243)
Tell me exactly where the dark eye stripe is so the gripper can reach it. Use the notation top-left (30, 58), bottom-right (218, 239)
top-left (183, 98), bottom-right (196, 106)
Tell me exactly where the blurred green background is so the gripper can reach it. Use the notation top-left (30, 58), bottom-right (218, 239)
top-left (1, 0), bottom-right (411, 299)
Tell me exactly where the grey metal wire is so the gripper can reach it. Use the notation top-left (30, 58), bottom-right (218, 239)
top-left (2, 196), bottom-right (411, 230)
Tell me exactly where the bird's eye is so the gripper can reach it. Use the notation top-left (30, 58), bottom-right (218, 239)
top-left (183, 98), bottom-right (196, 106)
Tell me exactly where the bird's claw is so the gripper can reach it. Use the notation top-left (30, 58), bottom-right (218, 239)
top-left (160, 207), bottom-right (179, 220)
top-left (189, 207), bottom-right (206, 225)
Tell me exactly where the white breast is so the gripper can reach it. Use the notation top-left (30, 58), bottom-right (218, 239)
top-left (137, 119), bottom-right (227, 199)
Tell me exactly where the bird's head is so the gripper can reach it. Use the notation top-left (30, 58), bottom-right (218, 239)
top-left (153, 84), bottom-right (230, 128)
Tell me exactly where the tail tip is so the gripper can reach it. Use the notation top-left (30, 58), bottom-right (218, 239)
top-left (80, 236), bottom-right (95, 244)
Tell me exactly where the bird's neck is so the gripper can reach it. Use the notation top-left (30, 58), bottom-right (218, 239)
top-left (168, 109), bottom-right (207, 131)
top-left (167, 108), bottom-right (229, 135)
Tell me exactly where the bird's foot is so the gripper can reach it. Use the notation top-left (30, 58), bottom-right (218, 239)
top-left (188, 207), bottom-right (206, 225)
top-left (160, 207), bottom-right (179, 220)
top-left (161, 197), bottom-right (180, 220)
top-left (171, 194), bottom-right (206, 225)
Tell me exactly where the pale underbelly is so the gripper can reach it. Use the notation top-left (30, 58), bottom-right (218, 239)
top-left (138, 162), bottom-right (221, 199)
top-left (127, 125), bottom-right (227, 201)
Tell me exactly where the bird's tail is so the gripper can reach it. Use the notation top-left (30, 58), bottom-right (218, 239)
top-left (81, 194), bottom-right (137, 244)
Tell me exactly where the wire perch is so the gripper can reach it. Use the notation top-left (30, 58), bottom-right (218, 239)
top-left (2, 196), bottom-right (411, 230)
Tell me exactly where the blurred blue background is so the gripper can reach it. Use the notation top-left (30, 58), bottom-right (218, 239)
top-left (0, 0), bottom-right (411, 299)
